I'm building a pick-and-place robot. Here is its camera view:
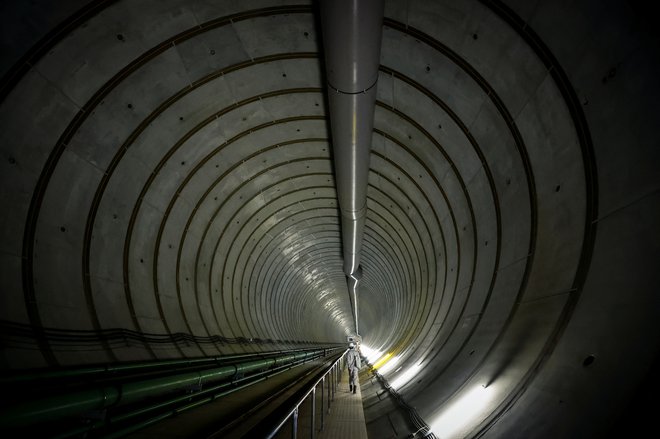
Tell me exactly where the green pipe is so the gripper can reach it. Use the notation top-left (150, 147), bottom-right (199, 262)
top-left (111, 354), bottom-right (317, 424)
top-left (0, 347), bottom-right (336, 384)
top-left (101, 354), bottom-right (328, 439)
top-left (52, 353), bottom-right (323, 439)
top-left (101, 389), bottom-right (227, 439)
top-left (0, 349), bottom-right (327, 428)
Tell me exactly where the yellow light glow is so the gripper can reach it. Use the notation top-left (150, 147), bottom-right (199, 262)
top-left (377, 355), bottom-right (400, 375)
top-left (372, 352), bottom-right (392, 369)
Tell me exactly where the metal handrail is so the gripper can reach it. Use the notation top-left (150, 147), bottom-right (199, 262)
top-left (261, 349), bottom-right (348, 439)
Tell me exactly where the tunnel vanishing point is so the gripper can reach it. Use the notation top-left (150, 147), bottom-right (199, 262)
top-left (0, 0), bottom-right (659, 438)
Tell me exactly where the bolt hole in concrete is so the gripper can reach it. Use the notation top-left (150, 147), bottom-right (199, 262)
top-left (555, 184), bottom-right (561, 192)
top-left (472, 33), bottom-right (478, 40)
top-left (60, 226), bottom-right (66, 232)
top-left (127, 103), bottom-right (133, 109)
top-left (583, 355), bottom-right (596, 367)
top-left (8, 157), bottom-right (16, 164)
top-left (426, 65), bottom-right (430, 72)
top-left (282, 73), bottom-right (287, 77)
top-left (602, 66), bottom-right (617, 83)
top-left (210, 49), bottom-right (215, 55)
top-left (116, 33), bottom-right (124, 41)
top-left (179, 116), bottom-right (183, 121)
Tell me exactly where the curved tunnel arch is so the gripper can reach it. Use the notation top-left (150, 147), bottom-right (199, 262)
top-left (1, 0), bottom-right (659, 437)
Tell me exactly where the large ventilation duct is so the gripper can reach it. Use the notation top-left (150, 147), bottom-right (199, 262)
top-left (319, 0), bottom-right (385, 335)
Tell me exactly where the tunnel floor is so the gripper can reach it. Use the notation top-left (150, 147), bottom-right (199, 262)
top-left (124, 359), bottom-right (326, 438)
top-left (317, 368), bottom-right (368, 439)
top-left (121, 355), bottom-right (368, 438)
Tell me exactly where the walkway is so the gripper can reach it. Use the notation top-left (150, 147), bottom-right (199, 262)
top-left (316, 368), bottom-right (368, 439)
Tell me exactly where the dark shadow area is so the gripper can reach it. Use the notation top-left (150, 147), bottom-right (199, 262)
top-left (605, 348), bottom-right (660, 438)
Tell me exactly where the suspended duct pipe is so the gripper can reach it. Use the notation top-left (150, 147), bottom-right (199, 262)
top-left (319, 0), bottom-right (384, 335)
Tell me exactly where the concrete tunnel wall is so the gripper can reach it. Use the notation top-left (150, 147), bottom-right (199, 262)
top-left (0, 0), bottom-right (658, 437)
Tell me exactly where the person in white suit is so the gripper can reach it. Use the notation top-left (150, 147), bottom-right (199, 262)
top-left (345, 342), bottom-right (361, 394)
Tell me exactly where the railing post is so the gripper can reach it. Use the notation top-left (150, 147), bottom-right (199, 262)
top-left (311, 387), bottom-right (316, 438)
top-left (331, 365), bottom-right (335, 402)
top-left (332, 364), bottom-right (336, 401)
top-left (327, 368), bottom-right (332, 410)
top-left (292, 406), bottom-right (298, 439)
top-left (320, 377), bottom-right (325, 430)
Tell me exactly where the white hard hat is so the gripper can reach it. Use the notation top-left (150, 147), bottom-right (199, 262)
top-left (349, 342), bottom-right (355, 348)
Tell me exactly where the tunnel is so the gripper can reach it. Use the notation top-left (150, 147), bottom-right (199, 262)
top-left (1, 0), bottom-right (659, 438)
